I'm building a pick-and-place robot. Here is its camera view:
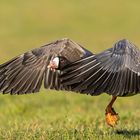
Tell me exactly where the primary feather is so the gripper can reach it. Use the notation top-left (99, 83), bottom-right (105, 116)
top-left (62, 39), bottom-right (140, 97)
top-left (0, 38), bottom-right (93, 94)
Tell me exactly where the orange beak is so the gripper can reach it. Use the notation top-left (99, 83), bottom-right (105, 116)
top-left (47, 61), bottom-right (57, 70)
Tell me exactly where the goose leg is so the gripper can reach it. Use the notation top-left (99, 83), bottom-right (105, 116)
top-left (105, 96), bottom-right (119, 127)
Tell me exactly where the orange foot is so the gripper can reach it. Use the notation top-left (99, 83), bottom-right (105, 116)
top-left (105, 108), bottom-right (119, 127)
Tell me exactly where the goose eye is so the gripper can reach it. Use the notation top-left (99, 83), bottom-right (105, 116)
top-left (60, 59), bottom-right (65, 63)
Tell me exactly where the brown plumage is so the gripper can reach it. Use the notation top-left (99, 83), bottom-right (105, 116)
top-left (0, 38), bottom-right (92, 94)
top-left (62, 39), bottom-right (140, 97)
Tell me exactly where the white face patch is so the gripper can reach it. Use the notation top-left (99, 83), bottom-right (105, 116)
top-left (52, 57), bottom-right (59, 68)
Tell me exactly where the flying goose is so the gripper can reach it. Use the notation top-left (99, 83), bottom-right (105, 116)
top-left (0, 38), bottom-right (138, 127)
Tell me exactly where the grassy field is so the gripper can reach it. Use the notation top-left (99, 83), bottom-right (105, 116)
top-left (1, 0), bottom-right (140, 139)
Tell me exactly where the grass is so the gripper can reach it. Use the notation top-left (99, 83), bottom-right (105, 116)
top-left (0, 93), bottom-right (140, 139)
top-left (0, 0), bottom-right (140, 139)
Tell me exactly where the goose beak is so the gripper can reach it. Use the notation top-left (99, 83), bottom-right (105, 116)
top-left (47, 61), bottom-right (57, 69)
top-left (47, 57), bottom-right (59, 70)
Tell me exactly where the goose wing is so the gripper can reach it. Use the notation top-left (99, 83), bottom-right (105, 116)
top-left (0, 38), bottom-right (92, 94)
top-left (62, 39), bottom-right (140, 96)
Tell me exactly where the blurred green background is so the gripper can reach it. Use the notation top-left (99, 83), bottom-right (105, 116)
top-left (0, 0), bottom-right (140, 139)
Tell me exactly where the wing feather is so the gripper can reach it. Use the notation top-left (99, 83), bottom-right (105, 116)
top-left (62, 39), bottom-right (140, 96)
top-left (0, 38), bottom-right (92, 94)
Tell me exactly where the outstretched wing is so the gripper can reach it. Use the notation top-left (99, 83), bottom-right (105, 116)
top-left (0, 38), bottom-right (92, 94)
top-left (62, 39), bottom-right (140, 96)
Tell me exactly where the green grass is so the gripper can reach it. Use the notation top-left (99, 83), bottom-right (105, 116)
top-left (1, 0), bottom-right (140, 139)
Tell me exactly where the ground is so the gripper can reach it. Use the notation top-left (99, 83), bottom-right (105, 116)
top-left (0, 0), bottom-right (140, 139)
top-left (0, 93), bottom-right (140, 139)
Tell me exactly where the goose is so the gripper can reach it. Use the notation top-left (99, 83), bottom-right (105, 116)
top-left (0, 38), bottom-right (138, 127)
